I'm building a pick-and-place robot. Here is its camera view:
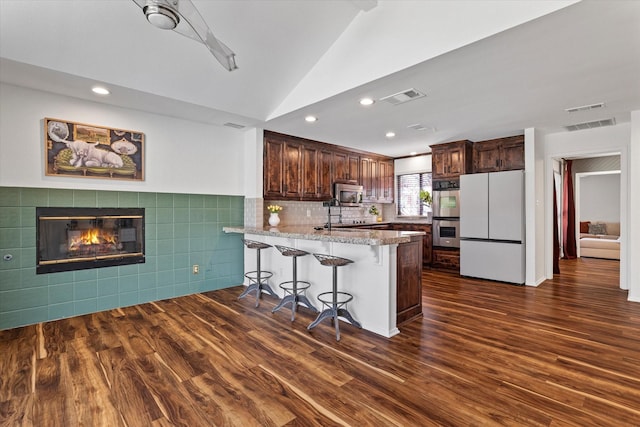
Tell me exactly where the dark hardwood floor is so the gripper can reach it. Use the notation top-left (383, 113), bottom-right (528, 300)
top-left (2, 257), bottom-right (639, 426)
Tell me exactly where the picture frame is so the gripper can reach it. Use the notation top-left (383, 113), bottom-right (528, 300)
top-left (44, 118), bottom-right (145, 181)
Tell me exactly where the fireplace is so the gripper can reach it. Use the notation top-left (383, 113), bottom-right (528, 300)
top-left (36, 207), bottom-right (145, 274)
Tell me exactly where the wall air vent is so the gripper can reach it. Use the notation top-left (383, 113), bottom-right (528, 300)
top-left (380, 88), bottom-right (426, 105)
top-left (224, 122), bottom-right (245, 129)
top-left (565, 102), bottom-right (605, 113)
top-left (565, 118), bottom-right (616, 132)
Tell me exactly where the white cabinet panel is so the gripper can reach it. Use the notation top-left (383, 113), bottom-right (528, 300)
top-left (489, 170), bottom-right (524, 241)
top-left (460, 240), bottom-right (525, 284)
top-left (460, 173), bottom-right (489, 239)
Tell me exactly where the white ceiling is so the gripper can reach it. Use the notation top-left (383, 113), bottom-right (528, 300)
top-left (1, 0), bottom-right (639, 158)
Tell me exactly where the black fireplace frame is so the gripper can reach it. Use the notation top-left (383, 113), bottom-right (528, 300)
top-left (36, 207), bottom-right (145, 274)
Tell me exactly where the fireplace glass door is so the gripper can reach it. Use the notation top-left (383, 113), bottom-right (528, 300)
top-left (37, 207), bottom-right (145, 274)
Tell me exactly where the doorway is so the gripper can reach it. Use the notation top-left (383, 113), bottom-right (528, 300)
top-left (551, 154), bottom-right (623, 288)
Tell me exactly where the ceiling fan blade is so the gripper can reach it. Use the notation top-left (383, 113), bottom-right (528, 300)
top-left (133, 0), bottom-right (238, 72)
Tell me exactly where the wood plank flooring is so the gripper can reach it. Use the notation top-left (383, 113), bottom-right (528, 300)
top-left (2, 257), bottom-right (639, 426)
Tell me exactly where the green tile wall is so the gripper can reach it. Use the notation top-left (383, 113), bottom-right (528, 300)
top-left (0, 187), bottom-right (245, 330)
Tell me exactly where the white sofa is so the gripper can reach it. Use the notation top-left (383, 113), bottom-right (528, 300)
top-left (579, 221), bottom-right (620, 260)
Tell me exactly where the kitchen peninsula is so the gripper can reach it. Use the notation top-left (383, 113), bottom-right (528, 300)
top-left (223, 225), bottom-right (425, 338)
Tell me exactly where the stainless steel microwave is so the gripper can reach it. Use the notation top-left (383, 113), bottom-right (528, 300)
top-left (334, 182), bottom-right (363, 206)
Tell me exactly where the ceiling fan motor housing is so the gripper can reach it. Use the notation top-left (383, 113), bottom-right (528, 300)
top-left (143, 1), bottom-right (180, 30)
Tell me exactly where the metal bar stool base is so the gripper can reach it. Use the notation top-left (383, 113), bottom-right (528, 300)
top-left (272, 245), bottom-right (318, 321)
top-left (272, 285), bottom-right (318, 321)
top-left (308, 253), bottom-right (361, 342)
top-left (238, 271), bottom-right (278, 307)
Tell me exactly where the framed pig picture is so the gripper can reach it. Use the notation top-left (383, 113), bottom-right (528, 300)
top-left (44, 118), bottom-right (145, 181)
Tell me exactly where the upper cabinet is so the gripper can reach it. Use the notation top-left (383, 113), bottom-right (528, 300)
top-left (264, 136), bottom-right (303, 199)
top-left (473, 135), bottom-right (524, 173)
top-left (378, 159), bottom-right (394, 203)
top-left (431, 140), bottom-right (473, 179)
top-left (264, 131), bottom-right (393, 202)
top-left (301, 145), bottom-right (333, 200)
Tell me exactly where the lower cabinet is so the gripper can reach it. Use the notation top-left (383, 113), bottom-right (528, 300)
top-left (388, 223), bottom-right (432, 267)
top-left (432, 248), bottom-right (460, 270)
top-left (396, 235), bottom-right (423, 325)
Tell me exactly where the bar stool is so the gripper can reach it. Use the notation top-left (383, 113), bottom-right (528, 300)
top-left (307, 253), bottom-right (361, 341)
top-left (272, 245), bottom-right (318, 321)
top-left (239, 239), bottom-right (278, 307)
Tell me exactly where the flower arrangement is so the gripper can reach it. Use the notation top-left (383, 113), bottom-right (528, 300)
top-left (267, 204), bottom-right (283, 214)
top-left (368, 205), bottom-right (379, 216)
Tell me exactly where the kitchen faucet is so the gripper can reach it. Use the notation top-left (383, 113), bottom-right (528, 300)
top-left (324, 198), bottom-right (342, 231)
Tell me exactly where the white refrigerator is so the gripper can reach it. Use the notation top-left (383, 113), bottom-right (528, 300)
top-left (460, 170), bottom-right (525, 284)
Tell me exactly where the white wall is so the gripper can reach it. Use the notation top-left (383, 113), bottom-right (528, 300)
top-left (0, 83), bottom-right (245, 195)
top-left (543, 122), bottom-right (633, 297)
top-left (524, 128), bottom-right (547, 286)
top-left (629, 110), bottom-right (640, 302)
top-left (579, 173), bottom-right (620, 223)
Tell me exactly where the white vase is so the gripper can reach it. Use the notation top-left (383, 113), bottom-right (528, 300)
top-left (268, 212), bottom-right (280, 227)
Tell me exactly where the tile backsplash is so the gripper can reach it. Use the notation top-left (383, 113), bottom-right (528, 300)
top-left (0, 186), bottom-right (245, 330)
top-left (261, 200), bottom-right (397, 227)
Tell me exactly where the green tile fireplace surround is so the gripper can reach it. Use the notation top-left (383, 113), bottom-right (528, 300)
top-left (0, 187), bottom-right (245, 330)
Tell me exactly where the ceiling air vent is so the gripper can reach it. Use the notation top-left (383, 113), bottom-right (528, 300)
top-left (380, 88), bottom-right (426, 105)
top-left (407, 123), bottom-right (435, 132)
top-left (224, 122), bottom-right (245, 129)
top-left (565, 118), bottom-right (616, 132)
top-left (565, 102), bottom-right (605, 113)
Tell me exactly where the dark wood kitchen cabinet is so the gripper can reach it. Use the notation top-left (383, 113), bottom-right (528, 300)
top-left (333, 152), bottom-right (360, 183)
top-left (264, 136), bottom-right (303, 199)
top-left (473, 135), bottom-right (524, 173)
top-left (360, 157), bottom-right (377, 201)
top-left (389, 223), bottom-right (431, 266)
top-left (432, 247), bottom-right (460, 271)
top-left (431, 140), bottom-right (473, 179)
top-left (396, 234), bottom-right (423, 325)
top-left (264, 131), bottom-right (393, 202)
top-left (378, 159), bottom-right (394, 203)
top-left (301, 145), bottom-right (333, 200)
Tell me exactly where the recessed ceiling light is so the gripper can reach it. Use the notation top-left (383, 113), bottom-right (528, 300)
top-left (410, 151), bottom-right (417, 156)
top-left (385, 131), bottom-right (395, 138)
top-left (92, 86), bottom-right (110, 95)
top-left (359, 97), bottom-right (374, 106)
top-left (305, 115), bottom-right (317, 123)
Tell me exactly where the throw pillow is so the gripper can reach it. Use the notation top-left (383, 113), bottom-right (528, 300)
top-left (580, 221), bottom-right (591, 233)
top-left (588, 223), bottom-right (607, 235)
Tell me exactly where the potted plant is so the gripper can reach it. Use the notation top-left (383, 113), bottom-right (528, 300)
top-left (419, 190), bottom-right (432, 206)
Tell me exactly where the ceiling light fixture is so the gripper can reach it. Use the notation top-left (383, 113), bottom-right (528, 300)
top-left (92, 86), bottom-right (110, 95)
top-left (359, 97), bottom-right (374, 106)
top-left (143, 3), bottom-right (179, 29)
top-left (385, 131), bottom-right (395, 138)
top-left (305, 115), bottom-right (317, 123)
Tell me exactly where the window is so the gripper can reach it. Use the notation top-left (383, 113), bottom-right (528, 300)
top-left (397, 172), bottom-right (432, 216)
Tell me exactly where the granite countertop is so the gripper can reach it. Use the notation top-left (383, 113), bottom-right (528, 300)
top-left (223, 225), bottom-right (425, 246)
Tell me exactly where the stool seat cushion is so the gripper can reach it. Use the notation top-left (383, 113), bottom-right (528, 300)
top-left (242, 239), bottom-right (272, 250)
top-left (313, 253), bottom-right (353, 267)
top-left (275, 245), bottom-right (309, 257)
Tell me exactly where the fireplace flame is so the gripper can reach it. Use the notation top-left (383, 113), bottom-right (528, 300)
top-left (69, 228), bottom-right (117, 251)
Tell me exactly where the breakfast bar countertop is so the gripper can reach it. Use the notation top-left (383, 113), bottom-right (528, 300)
top-left (222, 225), bottom-right (424, 246)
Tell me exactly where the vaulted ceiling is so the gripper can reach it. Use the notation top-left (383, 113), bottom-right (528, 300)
top-left (1, 0), bottom-right (639, 157)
